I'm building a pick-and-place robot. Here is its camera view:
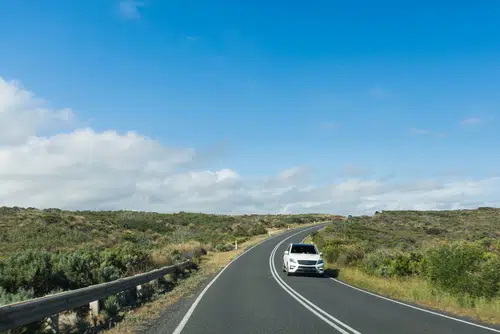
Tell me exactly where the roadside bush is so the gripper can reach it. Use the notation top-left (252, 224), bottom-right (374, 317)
top-left (0, 249), bottom-right (54, 296)
top-left (52, 250), bottom-right (101, 290)
top-left (0, 287), bottom-right (34, 305)
top-left (362, 249), bottom-right (423, 278)
top-left (250, 224), bottom-right (267, 236)
top-left (311, 232), bottom-right (325, 249)
top-left (100, 245), bottom-right (152, 276)
top-left (386, 252), bottom-right (423, 277)
top-left (422, 241), bottom-right (500, 298)
top-left (362, 249), bottom-right (393, 276)
top-left (215, 243), bottom-right (234, 252)
top-left (337, 245), bottom-right (365, 266)
top-left (471, 254), bottom-right (500, 298)
top-left (232, 224), bottom-right (250, 237)
top-left (322, 243), bottom-right (342, 263)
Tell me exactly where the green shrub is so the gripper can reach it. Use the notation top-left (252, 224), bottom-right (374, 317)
top-left (43, 213), bottom-right (63, 225)
top-left (362, 249), bottom-right (422, 277)
top-left (362, 249), bottom-right (394, 276)
top-left (0, 249), bottom-right (54, 296)
top-left (322, 243), bottom-right (342, 263)
top-left (422, 241), bottom-right (499, 298)
top-left (215, 243), bottom-right (234, 252)
top-left (386, 252), bottom-right (423, 277)
top-left (0, 287), bottom-right (34, 305)
top-left (250, 224), bottom-right (267, 236)
top-left (469, 253), bottom-right (500, 299)
top-left (337, 245), bottom-right (365, 266)
top-left (102, 295), bottom-right (120, 321)
top-left (232, 224), bottom-right (249, 237)
top-left (52, 250), bottom-right (101, 290)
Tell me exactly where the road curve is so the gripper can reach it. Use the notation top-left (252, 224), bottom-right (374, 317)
top-left (171, 224), bottom-right (500, 334)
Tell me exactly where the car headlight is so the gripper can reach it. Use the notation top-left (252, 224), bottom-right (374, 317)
top-left (289, 258), bottom-right (297, 263)
top-left (317, 259), bottom-right (324, 265)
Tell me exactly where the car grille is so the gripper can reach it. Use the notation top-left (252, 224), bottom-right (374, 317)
top-left (297, 260), bottom-right (317, 265)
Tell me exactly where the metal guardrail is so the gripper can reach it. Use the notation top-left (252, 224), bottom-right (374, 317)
top-left (0, 260), bottom-right (192, 331)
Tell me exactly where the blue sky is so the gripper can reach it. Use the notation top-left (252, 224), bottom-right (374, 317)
top-left (1, 0), bottom-right (499, 185)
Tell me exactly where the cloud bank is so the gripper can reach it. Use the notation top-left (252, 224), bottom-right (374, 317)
top-left (0, 77), bottom-right (498, 215)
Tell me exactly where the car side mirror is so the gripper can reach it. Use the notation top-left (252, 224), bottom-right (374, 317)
top-left (319, 252), bottom-right (323, 257)
top-left (284, 251), bottom-right (289, 255)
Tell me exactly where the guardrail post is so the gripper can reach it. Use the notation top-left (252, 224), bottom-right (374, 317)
top-left (234, 240), bottom-right (238, 250)
top-left (136, 284), bottom-right (143, 299)
top-left (152, 277), bottom-right (160, 290)
top-left (89, 300), bottom-right (100, 317)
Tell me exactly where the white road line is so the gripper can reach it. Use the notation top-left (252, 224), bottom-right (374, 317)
top-left (172, 225), bottom-right (323, 334)
top-left (328, 276), bottom-right (500, 333)
top-left (269, 227), bottom-right (362, 334)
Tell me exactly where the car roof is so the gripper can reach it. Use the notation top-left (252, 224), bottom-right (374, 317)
top-left (291, 243), bottom-right (314, 246)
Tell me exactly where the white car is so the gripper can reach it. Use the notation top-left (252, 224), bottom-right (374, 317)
top-left (283, 242), bottom-right (324, 276)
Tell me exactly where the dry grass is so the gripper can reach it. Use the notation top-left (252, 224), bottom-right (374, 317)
top-left (104, 222), bottom-right (323, 333)
top-left (151, 241), bottom-right (205, 267)
top-left (331, 264), bottom-right (500, 325)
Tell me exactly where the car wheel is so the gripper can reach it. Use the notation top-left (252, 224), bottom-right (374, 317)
top-left (286, 265), bottom-right (292, 276)
top-left (282, 263), bottom-right (286, 272)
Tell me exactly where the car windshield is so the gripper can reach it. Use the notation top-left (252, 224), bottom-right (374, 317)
top-left (290, 244), bottom-right (317, 254)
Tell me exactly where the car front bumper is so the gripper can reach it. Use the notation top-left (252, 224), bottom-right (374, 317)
top-left (288, 263), bottom-right (324, 274)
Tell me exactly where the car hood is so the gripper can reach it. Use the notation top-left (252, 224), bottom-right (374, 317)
top-left (289, 253), bottom-right (321, 261)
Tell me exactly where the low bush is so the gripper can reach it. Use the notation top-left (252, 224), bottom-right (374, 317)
top-left (336, 245), bottom-right (365, 266)
top-left (322, 243), bottom-right (342, 263)
top-left (0, 287), bottom-right (34, 305)
top-left (214, 243), bottom-right (234, 252)
top-left (422, 241), bottom-right (500, 298)
top-left (250, 224), bottom-right (268, 236)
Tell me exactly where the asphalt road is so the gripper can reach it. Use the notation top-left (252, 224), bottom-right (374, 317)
top-left (166, 224), bottom-right (500, 334)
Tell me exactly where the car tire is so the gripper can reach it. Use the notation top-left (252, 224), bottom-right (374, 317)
top-left (286, 266), bottom-right (292, 276)
top-left (282, 263), bottom-right (286, 272)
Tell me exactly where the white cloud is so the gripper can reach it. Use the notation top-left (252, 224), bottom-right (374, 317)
top-left (0, 79), bottom-right (75, 144)
top-left (460, 117), bottom-right (481, 126)
top-left (118, 0), bottom-right (145, 20)
top-left (0, 76), bottom-right (499, 215)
